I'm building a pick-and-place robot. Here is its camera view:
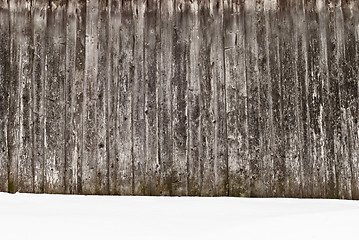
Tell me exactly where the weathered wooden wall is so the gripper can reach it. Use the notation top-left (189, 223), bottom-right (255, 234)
top-left (0, 0), bottom-right (358, 198)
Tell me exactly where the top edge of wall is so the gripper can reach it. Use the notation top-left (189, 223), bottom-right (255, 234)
top-left (0, 0), bottom-right (358, 11)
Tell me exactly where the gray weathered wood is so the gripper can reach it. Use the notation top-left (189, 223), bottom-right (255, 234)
top-left (210, 0), bottom-right (228, 196)
top-left (117, 0), bottom-right (134, 195)
top-left (187, 0), bottom-right (201, 196)
top-left (0, 0), bottom-right (359, 199)
top-left (8, 0), bottom-right (23, 193)
top-left (172, 0), bottom-right (189, 196)
top-left (44, 1), bottom-right (66, 193)
top-left (198, 0), bottom-right (215, 196)
top-left (16, 0), bottom-right (34, 193)
top-left (73, 0), bottom-right (86, 194)
top-left (144, 0), bottom-right (160, 195)
top-left (132, 0), bottom-right (146, 195)
top-left (268, 0), bottom-right (286, 197)
top-left (108, 0), bottom-right (120, 195)
top-left (0, 0), bottom-right (9, 193)
top-left (327, 0), bottom-right (346, 199)
top-left (82, 0), bottom-right (99, 194)
top-left (244, 0), bottom-right (262, 197)
top-left (279, 0), bottom-right (301, 197)
top-left (32, 0), bottom-right (47, 194)
top-left (96, 0), bottom-right (110, 194)
top-left (258, 0), bottom-right (273, 197)
top-left (159, 0), bottom-right (174, 195)
top-left (225, 0), bottom-right (249, 197)
top-left (64, 0), bottom-right (77, 194)
top-left (317, 0), bottom-right (330, 198)
top-left (342, 0), bottom-right (358, 199)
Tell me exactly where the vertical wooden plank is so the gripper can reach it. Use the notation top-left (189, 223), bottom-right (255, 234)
top-left (306, 0), bottom-right (324, 198)
top-left (278, 0), bottom-right (301, 197)
top-left (72, 0), bottom-right (86, 194)
top-left (108, 0), bottom-right (120, 195)
top-left (257, 0), bottom-right (270, 197)
top-left (172, 0), bottom-right (189, 196)
top-left (187, 0), bottom-right (201, 196)
top-left (209, 0), bottom-right (228, 196)
top-left (224, 0), bottom-right (249, 197)
top-left (352, 0), bottom-right (359, 200)
top-left (335, 1), bottom-right (349, 199)
top-left (315, 0), bottom-right (333, 197)
top-left (17, 0), bottom-right (34, 193)
top-left (223, 0), bottom-right (236, 196)
top-left (244, 0), bottom-right (262, 197)
top-left (263, 0), bottom-right (278, 197)
top-left (8, 0), bottom-right (25, 193)
top-left (256, 0), bottom-right (269, 197)
top-left (7, 0), bottom-right (34, 193)
top-left (44, 1), bottom-right (66, 193)
top-left (32, 0), bottom-right (47, 193)
top-left (258, 0), bottom-right (275, 197)
top-left (132, 0), bottom-right (146, 195)
top-left (296, 1), bottom-right (312, 198)
top-left (321, 0), bottom-right (337, 199)
top-left (64, 0), bottom-right (77, 194)
top-left (96, 0), bottom-right (110, 194)
top-left (267, 0), bottom-right (286, 197)
top-left (328, 1), bottom-right (349, 199)
top-left (351, 0), bottom-right (359, 200)
top-left (292, 0), bottom-right (304, 197)
top-left (82, 0), bottom-right (98, 194)
top-left (0, 0), bottom-right (10, 192)
top-left (335, 1), bottom-right (351, 199)
top-left (342, 0), bottom-right (358, 199)
top-left (197, 0), bottom-right (215, 196)
top-left (144, 0), bottom-right (160, 195)
top-left (117, 0), bottom-right (134, 195)
top-left (159, 0), bottom-right (174, 195)
top-left (317, 0), bottom-right (333, 198)
top-left (326, 0), bottom-right (341, 199)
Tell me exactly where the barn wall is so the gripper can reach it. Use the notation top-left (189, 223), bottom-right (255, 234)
top-left (0, 0), bottom-right (358, 198)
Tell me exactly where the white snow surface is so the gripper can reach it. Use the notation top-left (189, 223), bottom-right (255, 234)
top-left (1, 193), bottom-right (358, 240)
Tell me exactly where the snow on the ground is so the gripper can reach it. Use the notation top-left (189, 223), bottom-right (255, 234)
top-left (0, 193), bottom-right (358, 240)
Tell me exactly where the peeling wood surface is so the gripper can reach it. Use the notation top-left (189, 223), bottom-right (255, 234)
top-left (0, 0), bottom-right (359, 199)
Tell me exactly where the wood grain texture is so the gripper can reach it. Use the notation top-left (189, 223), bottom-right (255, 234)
top-left (342, 0), bottom-right (358, 199)
top-left (117, 0), bottom-right (134, 195)
top-left (108, 0), bottom-right (120, 195)
top-left (73, 0), bottom-right (86, 194)
top-left (0, 0), bottom-right (358, 199)
top-left (64, 0), bottom-right (77, 194)
top-left (8, 0), bottom-right (23, 193)
top-left (0, 0), bottom-right (9, 193)
top-left (210, 0), bottom-right (228, 196)
top-left (132, 0), bottom-right (146, 195)
top-left (144, 0), bottom-right (160, 195)
top-left (224, 0), bottom-right (249, 197)
top-left (244, 0), bottom-right (262, 197)
top-left (172, 0), bottom-right (189, 196)
top-left (198, 0), bottom-right (215, 196)
top-left (279, 0), bottom-right (301, 198)
top-left (187, 0), bottom-right (201, 196)
top-left (82, 0), bottom-right (98, 194)
top-left (96, 0), bottom-right (110, 194)
top-left (16, 0), bottom-right (34, 193)
top-left (32, 0), bottom-right (47, 194)
top-left (159, 0), bottom-right (174, 195)
top-left (44, 1), bottom-right (66, 193)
